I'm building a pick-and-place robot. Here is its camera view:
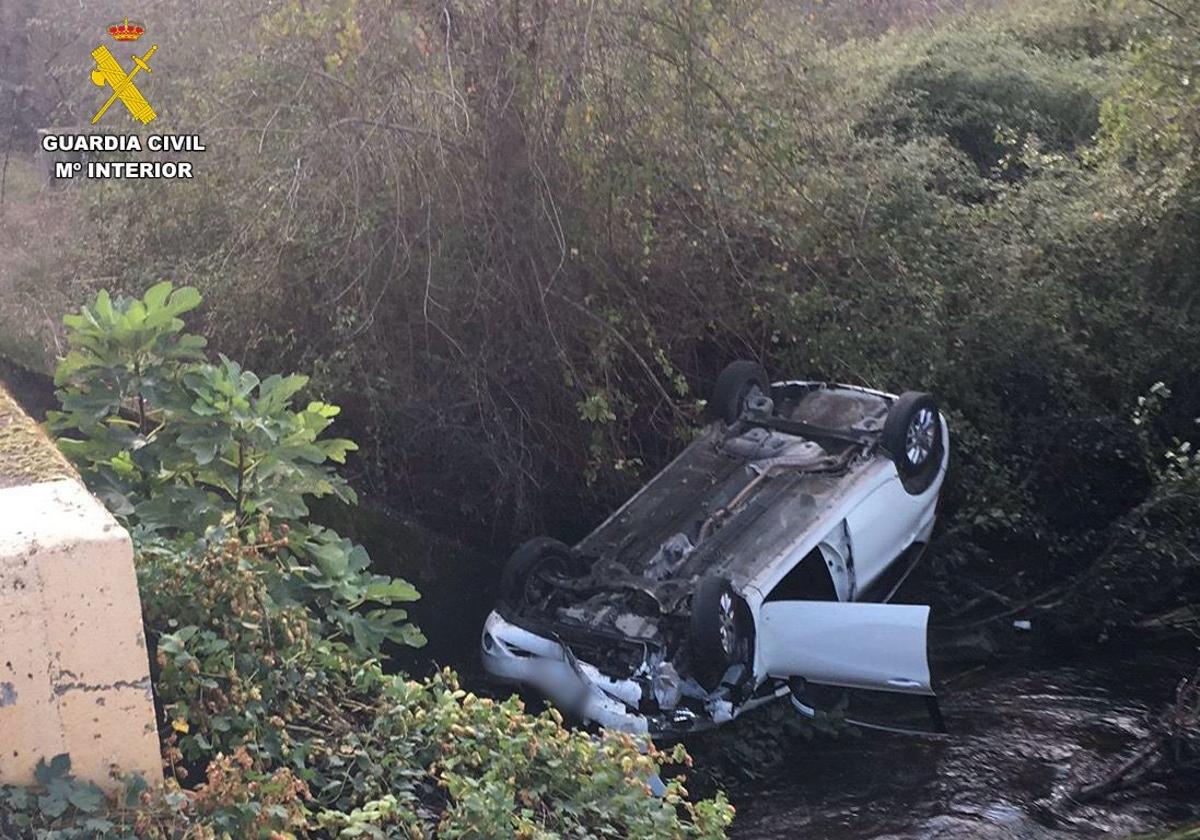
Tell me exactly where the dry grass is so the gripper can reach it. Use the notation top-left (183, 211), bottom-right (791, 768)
top-left (0, 154), bottom-right (84, 373)
top-left (0, 384), bottom-right (75, 487)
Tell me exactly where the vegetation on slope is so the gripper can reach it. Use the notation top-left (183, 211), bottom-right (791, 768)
top-left (0, 284), bottom-right (732, 838)
top-left (6, 0), bottom-right (1194, 631)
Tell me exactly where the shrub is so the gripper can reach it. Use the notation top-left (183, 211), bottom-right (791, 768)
top-left (48, 281), bottom-right (424, 655)
top-left (878, 25), bottom-right (1109, 171)
top-left (141, 529), bottom-right (731, 838)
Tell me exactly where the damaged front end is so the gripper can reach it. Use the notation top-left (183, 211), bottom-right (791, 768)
top-left (482, 611), bottom-right (729, 735)
top-left (480, 608), bottom-right (776, 737)
top-left (481, 570), bottom-right (936, 736)
top-left (481, 538), bottom-right (741, 736)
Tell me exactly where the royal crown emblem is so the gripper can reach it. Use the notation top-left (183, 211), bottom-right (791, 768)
top-left (107, 18), bottom-right (145, 42)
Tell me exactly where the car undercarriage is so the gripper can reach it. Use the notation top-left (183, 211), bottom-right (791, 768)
top-left (483, 366), bottom-right (948, 734)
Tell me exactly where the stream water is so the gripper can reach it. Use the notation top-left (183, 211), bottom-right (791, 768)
top-left (726, 645), bottom-right (1198, 839)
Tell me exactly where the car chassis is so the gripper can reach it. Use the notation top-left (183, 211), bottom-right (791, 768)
top-left (482, 362), bottom-right (949, 736)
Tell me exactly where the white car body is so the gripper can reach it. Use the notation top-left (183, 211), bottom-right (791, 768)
top-left (482, 379), bottom-right (949, 735)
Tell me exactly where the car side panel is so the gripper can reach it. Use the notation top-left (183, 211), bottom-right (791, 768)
top-left (738, 458), bottom-right (895, 596)
top-left (845, 468), bottom-right (930, 593)
top-left (845, 419), bottom-right (948, 593)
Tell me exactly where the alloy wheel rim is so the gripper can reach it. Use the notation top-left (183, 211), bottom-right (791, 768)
top-left (717, 591), bottom-right (737, 654)
top-left (906, 407), bottom-right (937, 466)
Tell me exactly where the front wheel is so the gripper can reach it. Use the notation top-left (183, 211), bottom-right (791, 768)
top-left (499, 537), bottom-right (580, 608)
top-left (882, 391), bottom-right (944, 495)
top-left (689, 575), bottom-right (754, 691)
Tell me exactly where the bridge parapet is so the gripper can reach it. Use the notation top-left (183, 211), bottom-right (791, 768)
top-left (0, 385), bottom-right (160, 789)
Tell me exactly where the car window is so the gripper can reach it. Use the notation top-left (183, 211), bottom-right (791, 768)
top-left (764, 545), bottom-right (839, 602)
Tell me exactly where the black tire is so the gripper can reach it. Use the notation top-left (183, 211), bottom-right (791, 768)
top-left (709, 360), bottom-right (769, 425)
top-left (882, 391), bottom-right (944, 495)
top-left (500, 537), bottom-right (577, 607)
top-left (689, 575), bottom-right (754, 691)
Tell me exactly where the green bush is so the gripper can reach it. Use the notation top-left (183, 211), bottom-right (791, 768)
top-left (43, 1), bottom-right (1148, 540)
top-left (877, 25), bottom-right (1109, 171)
top-left (48, 281), bottom-right (423, 656)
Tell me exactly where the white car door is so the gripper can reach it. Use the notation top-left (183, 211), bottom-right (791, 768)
top-left (756, 600), bottom-right (933, 695)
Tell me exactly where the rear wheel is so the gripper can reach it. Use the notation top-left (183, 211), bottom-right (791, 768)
top-left (709, 360), bottom-right (769, 425)
top-left (689, 575), bottom-right (754, 691)
top-left (882, 392), bottom-right (944, 495)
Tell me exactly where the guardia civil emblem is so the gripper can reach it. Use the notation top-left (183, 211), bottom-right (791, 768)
top-left (90, 18), bottom-right (158, 125)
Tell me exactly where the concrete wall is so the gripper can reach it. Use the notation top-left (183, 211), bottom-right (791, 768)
top-left (0, 386), bottom-right (160, 788)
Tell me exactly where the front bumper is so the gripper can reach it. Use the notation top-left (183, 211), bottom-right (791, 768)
top-left (482, 611), bottom-right (791, 736)
top-left (481, 610), bottom-right (652, 733)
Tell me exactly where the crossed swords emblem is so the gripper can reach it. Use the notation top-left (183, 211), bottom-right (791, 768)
top-left (90, 43), bottom-right (159, 125)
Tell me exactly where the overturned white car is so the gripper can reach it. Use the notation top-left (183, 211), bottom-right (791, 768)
top-left (481, 361), bottom-right (949, 735)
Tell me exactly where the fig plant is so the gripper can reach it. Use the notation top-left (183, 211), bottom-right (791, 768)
top-left (49, 280), bottom-right (424, 655)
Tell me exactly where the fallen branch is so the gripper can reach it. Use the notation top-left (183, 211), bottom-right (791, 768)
top-left (1062, 667), bottom-right (1200, 807)
top-left (1069, 741), bottom-right (1162, 804)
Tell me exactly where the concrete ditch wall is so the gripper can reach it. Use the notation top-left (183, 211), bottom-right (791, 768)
top-left (0, 386), bottom-right (160, 788)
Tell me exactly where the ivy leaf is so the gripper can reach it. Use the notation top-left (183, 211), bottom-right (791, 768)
top-left (38, 789), bottom-right (70, 819)
top-left (66, 782), bottom-right (105, 813)
top-left (34, 754), bottom-right (71, 786)
top-left (121, 775), bottom-right (149, 808)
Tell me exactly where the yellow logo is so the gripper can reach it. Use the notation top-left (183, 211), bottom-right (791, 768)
top-left (90, 20), bottom-right (158, 125)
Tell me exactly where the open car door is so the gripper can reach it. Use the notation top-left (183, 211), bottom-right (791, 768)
top-left (757, 601), bottom-right (932, 694)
